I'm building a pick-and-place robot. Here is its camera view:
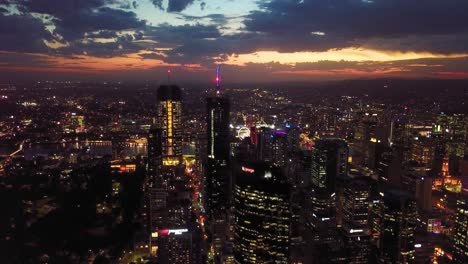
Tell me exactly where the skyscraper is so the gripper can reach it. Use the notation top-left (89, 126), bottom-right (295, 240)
top-left (205, 67), bottom-right (231, 219)
top-left (379, 190), bottom-right (417, 263)
top-left (453, 193), bottom-right (468, 263)
top-left (341, 179), bottom-right (371, 263)
top-left (207, 96), bottom-right (230, 163)
top-left (204, 67), bottom-right (232, 261)
top-left (310, 139), bottom-right (348, 242)
top-left (233, 162), bottom-right (290, 264)
top-left (147, 127), bottom-right (163, 180)
top-left (156, 85), bottom-right (183, 167)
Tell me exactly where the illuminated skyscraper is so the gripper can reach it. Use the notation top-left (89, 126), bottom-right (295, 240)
top-left (453, 193), bottom-right (468, 263)
top-left (233, 162), bottom-right (290, 264)
top-left (156, 85), bottom-right (183, 166)
top-left (310, 139), bottom-right (348, 242)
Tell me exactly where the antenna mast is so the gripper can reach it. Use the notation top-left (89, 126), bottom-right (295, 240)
top-left (216, 65), bottom-right (221, 92)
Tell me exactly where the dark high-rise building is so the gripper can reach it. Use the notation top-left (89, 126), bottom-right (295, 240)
top-left (207, 96), bottom-right (230, 163)
top-left (156, 85), bottom-right (183, 167)
top-left (310, 139), bottom-right (348, 242)
top-left (255, 126), bottom-right (273, 161)
top-left (379, 190), bottom-right (417, 263)
top-left (148, 127), bottom-right (163, 180)
top-left (341, 179), bottom-right (371, 263)
top-left (311, 139), bottom-right (348, 193)
top-left (233, 162), bottom-right (290, 264)
top-left (271, 130), bottom-right (288, 166)
top-left (205, 74), bottom-right (231, 219)
top-left (204, 68), bottom-right (232, 261)
top-left (453, 193), bottom-right (468, 263)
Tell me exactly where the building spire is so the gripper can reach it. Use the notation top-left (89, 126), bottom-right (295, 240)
top-left (167, 69), bottom-right (171, 85)
top-left (216, 65), bottom-right (221, 93)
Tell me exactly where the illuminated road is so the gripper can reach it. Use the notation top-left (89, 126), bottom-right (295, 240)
top-left (9, 140), bottom-right (25, 156)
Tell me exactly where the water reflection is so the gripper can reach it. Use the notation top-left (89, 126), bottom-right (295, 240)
top-left (12, 141), bottom-right (147, 159)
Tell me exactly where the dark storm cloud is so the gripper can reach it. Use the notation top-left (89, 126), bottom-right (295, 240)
top-left (0, 0), bottom-right (147, 57)
top-left (144, 23), bottom-right (221, 45)
top-left (150, 0), bottom-right (195, 12)
top-left (19, 0), bottom-right (105, 16)
top-left (53, 7), bottom-right (145, 41)
top-left (0, 13), bottom-right (53, 53)
top-left (244, 0), bottom-right (468, 53)
top-left (57, 34), bottom-right (143, 57)
top-left (167, 0), bottom-right (195, 12)
top-left (161, 33), bottom-right (259, 64)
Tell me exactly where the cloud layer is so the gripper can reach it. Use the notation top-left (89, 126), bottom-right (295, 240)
top-left (0, 0), bottom-right (468, 81)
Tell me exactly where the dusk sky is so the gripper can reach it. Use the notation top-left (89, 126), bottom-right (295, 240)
top-left (1, 0), bottom-right (468, 82)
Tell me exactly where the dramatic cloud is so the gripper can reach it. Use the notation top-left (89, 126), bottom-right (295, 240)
top-left (167, 0), bottom-right (195, 12)
top-left (1, 0), bottom-right (468, 81)
top-left (244, 0), bottom-right (468, 53)
top-left (0, 13), bottom-right (53, 53)
top-left (53, 7), bottom-right (145, 41)
top-left (150, 0), bottom-right (194, 12)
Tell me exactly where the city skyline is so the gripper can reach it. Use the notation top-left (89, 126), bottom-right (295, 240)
top-left (1, 1), bottom-right (468, 263)
top-left (2, 0), bottom-right (468, 82)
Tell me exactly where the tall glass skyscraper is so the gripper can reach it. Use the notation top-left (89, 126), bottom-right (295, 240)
top-left (379, 190), bottom-right (417, 263)
top-left (233, 162), bottom-right (290, 264)
top-left (205, 96), bottom-right (230, 219)
top-left (310, 139), bottom-right (348, 242)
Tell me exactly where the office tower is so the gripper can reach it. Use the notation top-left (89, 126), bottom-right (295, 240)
top-left (156, 85), bottom-right (183, 167)
top-left (154, 228), bottom-right (191, 264)
top-left (255, 126), bottom-right (273, 161)
top-left (207, 96), bottom-right (230, 163)
top-left (149, 187), bottom-right (168, 255)
top-left (205, 68), bottom-right (231, 219)
top-left (379, 190), bottom-right (417, 263)
top-left (271, 130), bottom-right (288, 166)
top-left (252, 128), bottom-right (289, 166)
top-left (390, 117), bottom-right (411, 149)
top-left (402, 172), bottom-right (432, 213)
top-left (147, 127), bottom-right (163, 180)
top-left (376, 148), bottom-right (403, 187)
top-left (453, 193), bottom-right (468, 263)
top-left (233, 162), bottom-right (290, 264)
top-left (310, 139), bottom-right (348, 242)
top-left (341, 179), bottom-right (371, 263)
top-left (353, 120), bottom-right (377, 167)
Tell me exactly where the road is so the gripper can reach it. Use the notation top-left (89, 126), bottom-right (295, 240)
top-left (9, 140), bottom-right (25, 156)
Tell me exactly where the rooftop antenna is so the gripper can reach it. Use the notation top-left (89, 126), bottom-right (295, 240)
top-left (167, 69), bottom-right (171, 85)
top-left (215, 65), bottom-right (220, 94)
